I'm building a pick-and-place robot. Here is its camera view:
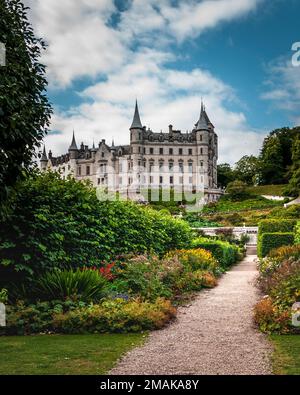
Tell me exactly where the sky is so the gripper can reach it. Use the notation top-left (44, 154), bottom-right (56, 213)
top-left (24, 0), bottom-right (300, 165)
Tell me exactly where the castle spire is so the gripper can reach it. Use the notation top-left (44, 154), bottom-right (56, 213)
top-left (69, 130), bottom-right (78, 151)
top-left (41, 145), bottom-right (48, 162)
top-left (195, 101), bottom-right (210, 131)
top-left (130, 100), bottom-right (143, 130)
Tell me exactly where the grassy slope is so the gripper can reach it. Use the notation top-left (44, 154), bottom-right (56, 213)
top-left (246, 185), bottom-right (287, 197)
top-left (0, 333), bottom-right (145, 375)
top-left (270, 335), bottom-right (300, 375)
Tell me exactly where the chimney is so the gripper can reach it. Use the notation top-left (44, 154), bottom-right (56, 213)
top-left (169, 125), bottom-right (173, 134)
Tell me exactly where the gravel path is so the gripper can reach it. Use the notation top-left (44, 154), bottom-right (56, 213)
top-left (110, 254), bottom-right (273, 375)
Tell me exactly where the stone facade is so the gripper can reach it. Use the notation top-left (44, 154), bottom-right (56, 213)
top-left (40, 101), bottom-right (223, 202)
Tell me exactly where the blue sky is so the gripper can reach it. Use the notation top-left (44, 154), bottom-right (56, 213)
top-left (25, 0), bottom-right (300, 164)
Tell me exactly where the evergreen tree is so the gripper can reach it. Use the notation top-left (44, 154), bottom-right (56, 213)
top-left (284, 133), bottom-right (300, 197)
top-left (0, 0), bottom-right (52, 215)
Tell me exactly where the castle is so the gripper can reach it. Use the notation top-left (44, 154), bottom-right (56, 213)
top-left (40, 101), bottom-right (223, 203)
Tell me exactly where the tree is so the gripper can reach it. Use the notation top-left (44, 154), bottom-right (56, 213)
top-left (259, 127), bottom-right (299, 185)
top-left (284, 133), bottom-right (300, 197)
top-left (217, 163), bottom-right (234, 188)
top-left (0, 0), bottom-right (52, 214)
top-left (234, 155), bottom-right (259, 185)
top-left (226, 180), bottom-right (248, 200)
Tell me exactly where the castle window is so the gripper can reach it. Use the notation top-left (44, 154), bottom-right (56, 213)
top-left (188, 162), bottom-right (193, 173)
top-left (179, 161), bottom-right (184, 173)
top-left (200, 135), bottom-right (203, 141)
top-left (119, 163), bottom-right (123, 172)
top-left (169, 148), bottom-right (173, 155)
top-left (170, 176), bottom-right (174, 185)
top-left (138, 147), bottom-right (141, 153)
top-left (159, 176), bottom-right (163, 184)
top-left (200, 148), bottom-right (203, 155)
top-left (78, 166), bottom-right (81, 176)
top-left (179, 148), bottom-right (183, 155)
top-left (189, 149), bottom-right (193, 155)
top-left (143, 147), bottom-right (146, 154)
top-left (169, 162), bottom-right (174, 172)
top-left (159, 161), bottom-right (164, 171)
top-left (86, 166), bottom-right (90, 176)
top-left (150, 148), bottom-right (154, 155)
top-left (150, 176), bottom-right (154, 184)
top-left (159, 148), bottom-right (164, 155)
top-left (102, 152), bottom-right (105, 158)
top-left (149, 161), bottom-right (154, 173)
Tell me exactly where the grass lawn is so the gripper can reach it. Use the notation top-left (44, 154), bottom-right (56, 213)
top-left (246, 184), bottom-right (287, 197)
top-left (0, 333), bottom-right (145, 375)
top-left (270, 335), bottom-right (300, 375)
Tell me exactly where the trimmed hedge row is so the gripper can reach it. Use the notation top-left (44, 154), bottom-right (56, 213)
top-left (191, 238), bottom-right (240, 269)
top-left (257, 219), bottom-right (297, 258)
top-left (258, 219), bottom-right (297, 234)
top-left (295, 221), bottom-right (300, 245)
top-left (258, 233), bottom-right (295, 258)
top-left (0, 172), bottom-right (192, 285)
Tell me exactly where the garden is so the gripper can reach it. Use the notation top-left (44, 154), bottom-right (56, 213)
top-left (254, 218), bottom-right (300, 374)
top-left (0, 172), bottom-right (244, 341)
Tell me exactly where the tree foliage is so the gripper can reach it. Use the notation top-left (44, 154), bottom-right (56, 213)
top-left (259, 127), bottom-right (299, 185)
top-left (234, 155), bottom-right (260, 185)
top-left (217, 163), bottom-right (234, 188)
top-left (0, 0), bottom-right (52, 212)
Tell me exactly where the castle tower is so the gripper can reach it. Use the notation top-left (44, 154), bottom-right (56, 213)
top-left (40, 145), bottom-right (48, 171)
top-left (68, 130), bottom-right (79, 160)
top-left (129, 100), bottom-right (144, 193)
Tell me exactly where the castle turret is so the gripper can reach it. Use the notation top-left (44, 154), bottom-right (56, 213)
top-left (68, 130), bottom-right (78, 160)
top-left (40, 145), bottom-right (48, 171)
top-left (130, 100), bottom-right (143, 145)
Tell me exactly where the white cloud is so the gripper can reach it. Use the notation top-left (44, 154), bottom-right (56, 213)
top-left (261, 56), bottom-right (300, 125)
top-left (23, 0), bottom-right (266, 164)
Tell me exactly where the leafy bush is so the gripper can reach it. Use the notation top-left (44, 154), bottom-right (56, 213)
top-left (258, 219), bottom-right (297, 234)
top-left (166, 248), bottom-right (218, 273)
top-left (52, 298), bottom-right (177, 334)
top-left (255, 245), bottom-right (300, 334)
top-left (0, 172), bottom-right (191, 287)
top-left (258, 233), bottom-right (295, 258)
top-left (3, 298), bottom-right (177, 335)
top-left (3, 299), bottom-right (88, 336)
top-left (191, 238), bottom-right (240, 269)
top-left (0, 289), bottom-right (8, 304)
top-left (111, 256), bottom-right (174, 302)
top-left (295, 222), bottom-right (300, 245)
top-left (34, 269), bottom-right (109, 302)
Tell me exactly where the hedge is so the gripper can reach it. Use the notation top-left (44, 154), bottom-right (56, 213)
top-left (258, 219), bottom-right (297, 234)
top-left (295, 222), bottom-right (300, 245)
top-left (0, 172), bottom-right (192, 286)
top-left (258, 233), bottom-right (295, 258)
top-left (191, 238), bottom-right (239, 269)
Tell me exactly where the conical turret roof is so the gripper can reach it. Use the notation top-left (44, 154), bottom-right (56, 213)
top-left (41, 145), bottom-right (48, 162)
top-left (195, 102), bottom-right (210, 131)
top-left (69, 130), bottom-right (78, 150)
top-left (130, 100), bottom-right (143, 129)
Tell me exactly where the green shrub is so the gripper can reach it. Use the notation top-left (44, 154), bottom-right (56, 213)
top-left (255, 251), bottom-right (300, 334)
top-left (295, 222), bottom-right (300, 245)
top-left (258, 219), bottom-right (297, 234)
top-left (191, 238), bottom-right (239, 268)
top-left (258, 233), bottom-right (295, 258)
top-left (3, 300), bottom-right (88, 336)
top-left (3, 298), bottom-right (177, 335)
top-left (0, 289), bottom-right (8, 304)
top-left (52, 298), bottom-right (177, 334)
top-left (34, 269), bottom-right (109, 302)
top-left (0, 172), bottom-right (191, 287)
